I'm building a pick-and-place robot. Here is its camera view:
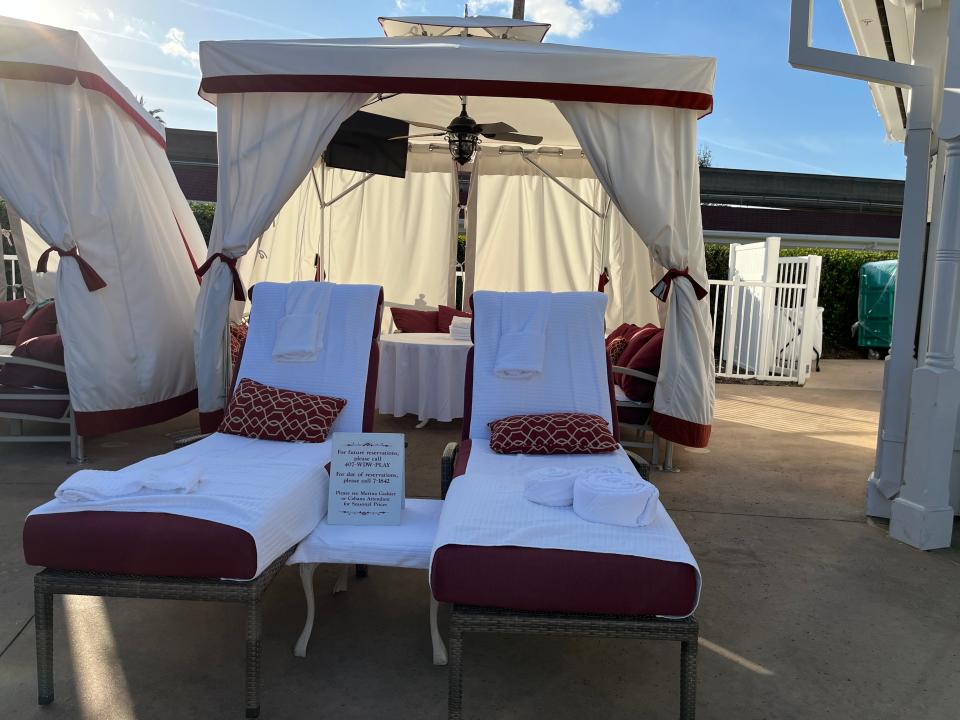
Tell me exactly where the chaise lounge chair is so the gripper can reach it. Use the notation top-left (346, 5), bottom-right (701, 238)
top-left (22, 281), bottom-right (383, 718)
top-left (434, 291), bottom-right (701, 719)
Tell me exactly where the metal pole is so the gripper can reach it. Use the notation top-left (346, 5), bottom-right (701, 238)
top-left (512, 1), bottom-right (525, 20)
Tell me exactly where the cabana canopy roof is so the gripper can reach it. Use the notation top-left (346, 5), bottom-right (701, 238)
top-left (377, 15), bottom-right (552, 42)
top-left (198, 36), bottom-right (714, 116)
top-left (0, 15), bottom-right (166, 146)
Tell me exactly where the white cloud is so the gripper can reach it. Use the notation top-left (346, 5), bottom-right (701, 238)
top-left (470, 0), bottom-right (621, 38)
top-left (159, 27), bottom-right (200, 68)
top-left (77, 8), bottom-right (100, 22)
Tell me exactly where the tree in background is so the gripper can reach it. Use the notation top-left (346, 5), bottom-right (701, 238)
top-left (697, 144), bottom-right (713, 168)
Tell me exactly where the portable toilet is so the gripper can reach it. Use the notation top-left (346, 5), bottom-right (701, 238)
top-left (857, 260), bottom-right (897, 349)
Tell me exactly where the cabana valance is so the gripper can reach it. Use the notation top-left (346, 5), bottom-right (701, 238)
top-left (196, 27), bottom-right (716, 446)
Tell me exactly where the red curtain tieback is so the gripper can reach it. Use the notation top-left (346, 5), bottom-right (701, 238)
top-left (650, 267), bottom-right (708, 302)
top-left (36, 246), bottom-right (106, 292)
top-left (196, 252), bottom-right (245, 302)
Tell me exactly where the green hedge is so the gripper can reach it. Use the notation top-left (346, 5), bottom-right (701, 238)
top-left (705, 243), bottom-right (898, 355)
top-left (190, 201), bottom-right (215, 243)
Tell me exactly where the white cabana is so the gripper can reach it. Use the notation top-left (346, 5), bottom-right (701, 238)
top-left (0, 16), bottom-right (207, 435)
top-left (195, 17), bottom-right (716, 447)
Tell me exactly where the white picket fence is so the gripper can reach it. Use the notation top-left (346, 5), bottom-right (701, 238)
top-left (709, 238), bottom-right (822, 385)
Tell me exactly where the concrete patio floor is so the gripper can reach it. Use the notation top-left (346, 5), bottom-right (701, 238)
top-left (0, 359), bottom-right (958, 719)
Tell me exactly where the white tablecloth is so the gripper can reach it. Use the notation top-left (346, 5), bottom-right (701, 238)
top-left (377, 333), bottom-right (472, 422)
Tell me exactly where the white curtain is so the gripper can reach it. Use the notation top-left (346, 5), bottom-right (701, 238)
top-left (0, 77), bottom-right (204, 430)
top-left (472, 149), bottom-right (661, 329)
top-left (557, 101), bottom-right (714, 446)
top-left (473, 151), bottom-right (603, 295)
top-left (195, 91), bottom-right (371, 415)
top-left (324, 149), bottom-right (457, 308)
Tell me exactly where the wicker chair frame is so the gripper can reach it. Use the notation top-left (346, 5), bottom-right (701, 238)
top-left (33, 549), bottom-right (292, 718)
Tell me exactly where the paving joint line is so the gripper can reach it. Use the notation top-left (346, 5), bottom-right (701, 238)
top-left (0, 615), bottom-right (33, 660)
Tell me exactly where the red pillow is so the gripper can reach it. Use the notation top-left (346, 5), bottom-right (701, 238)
top-left (229, 322), bottom-right (249, 368)
top-left (0, 298), bottom-right (28, 345)
top-left (615, 325), bottom-right (659, 386)
top-left (606, 337), bottom-right (629, 365)
top-left (620, 329), bottom-right (664, 402)
top-left (219, 378), bottom-right (346, 443)
top-left (488, 412), bottom-right (618, 455)
top-left (17, 302), bottom-right (57, 345)
top-left (437, 304), bottom-right (471, 333)
top-left (391, 307), bottom-right (440, 333)
top-left (605, 323), bottom-right (638, 344)
top-left (0, 334), bottom-right (66, 389)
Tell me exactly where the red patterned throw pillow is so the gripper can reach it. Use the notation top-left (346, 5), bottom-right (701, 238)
top-left (488, 412), bottom-right (618, 455)
top-left (220, 378), bottom-right (346, 443)
top-left (606, 337), bottom-right (629, 365)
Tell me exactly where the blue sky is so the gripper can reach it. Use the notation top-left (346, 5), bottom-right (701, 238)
top-left (4, 1), bottom-right (906, 179)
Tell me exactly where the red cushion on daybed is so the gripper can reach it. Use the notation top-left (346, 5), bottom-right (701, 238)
top-left (23, 511), bottom-right (258, 579)
top-left (614, 324), bottom-right (659, 385)
top-left (437, 304), bottom-right (471, 333)
top-left (488, 412), bottom-right (618, 455)
top-left (605, 322), bottom-right (638, 343)
top-left (0, 298), bottom-right (28, 344)
top-left (431, 544), bottom-right (698, 617)
top-left (391, 307), bottom-right (440, 333)
top-left (220, 378), bottom-right (346, 443)
top-left (17, 301), bottom-right (57, 344)
top-left (0, 334), bottom-right (66, 389)
top-left (620, 329), bottom-right (664, 403)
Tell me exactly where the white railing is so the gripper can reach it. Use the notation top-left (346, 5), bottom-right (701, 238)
top-left (3, 253), bottom-right (22, 301)
top-left (709, 268), bottom-right (820, 384)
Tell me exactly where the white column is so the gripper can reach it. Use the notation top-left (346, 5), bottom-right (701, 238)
top-left (890, 2), bottom-right (960, 547)
top-left (866, 126), bottom-right (933, 517)
top-left (890, 137), bottom-right (960, 549)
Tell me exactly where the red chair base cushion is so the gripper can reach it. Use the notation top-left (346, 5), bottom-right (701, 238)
top-left (23, 511), bottom-right (258, 579)
top-left (431, 543), bottom-right (698, 616)
top-left (0, 385), bottom-right (69, 418)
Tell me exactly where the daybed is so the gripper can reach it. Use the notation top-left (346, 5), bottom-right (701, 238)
top-left (434, 291), bottom-right (701, 719)
top-left (22, 281), bottom-right (383, 718)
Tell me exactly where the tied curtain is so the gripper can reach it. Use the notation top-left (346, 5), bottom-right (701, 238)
top-left (0, 76), bottom-right (205, 432)
top-left (557, 102), bottom-right (714, 447)
top-left (195, 91), bottom-right (371, 418)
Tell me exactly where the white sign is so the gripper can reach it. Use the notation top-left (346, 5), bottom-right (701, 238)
top-left (327, 432), bottom-right (405, 525)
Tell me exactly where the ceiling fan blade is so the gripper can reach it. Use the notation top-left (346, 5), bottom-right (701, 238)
top-left (477, 121), bottom-right (517, 134)
top-left (483, 132), bottom-right (543, 145)
top-left (388, 132), bottom-right (446, 141)
top-left (403, 119), bottom-right (451, 132)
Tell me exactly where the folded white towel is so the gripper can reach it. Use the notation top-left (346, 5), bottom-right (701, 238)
top-left (494, 293), bottom-right (551, 379)
top-left (524, 466), bottom-right (577, 506)
top-left (55, 463), bottom-right (203, 503)
top-left (272, 282), bottom-right (332, 362)
top-left (573, 469), bottom-right (659, 527)
top-left (450, 316), bottom-right (472, 341)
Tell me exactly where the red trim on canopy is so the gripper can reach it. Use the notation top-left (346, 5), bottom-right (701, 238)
top-left (173, 214), bottom-right (200, 278)
top-left (200, 74), bottom-right (713, 112)
top-left (75, 388), bottom-right (198, 436)
top-left (649, 410), bottom-right (711, 449)
top-left (0, 61), bottom-right (166, 148)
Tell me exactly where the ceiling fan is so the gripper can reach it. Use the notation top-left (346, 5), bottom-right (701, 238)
top-left (392, 97), bottom-right (543, 165)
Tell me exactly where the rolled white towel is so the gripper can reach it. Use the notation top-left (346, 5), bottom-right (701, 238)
top-left (524, 466), bottom-right (577, 507)
top-left (573, 469), bottom-right (660, 527)
top-left (55, 463), bottom-right (203, 503)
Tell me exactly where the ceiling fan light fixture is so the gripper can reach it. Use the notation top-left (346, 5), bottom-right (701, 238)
top-left (448, 129), bottom-right (480, 165)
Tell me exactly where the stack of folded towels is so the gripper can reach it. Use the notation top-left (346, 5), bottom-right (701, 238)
top-left (54, 460), bottom-right (203, 503)
top-left (449, 315), bottom-right (472, 341)
top-left (524, 466), bottom-right (659, 527)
